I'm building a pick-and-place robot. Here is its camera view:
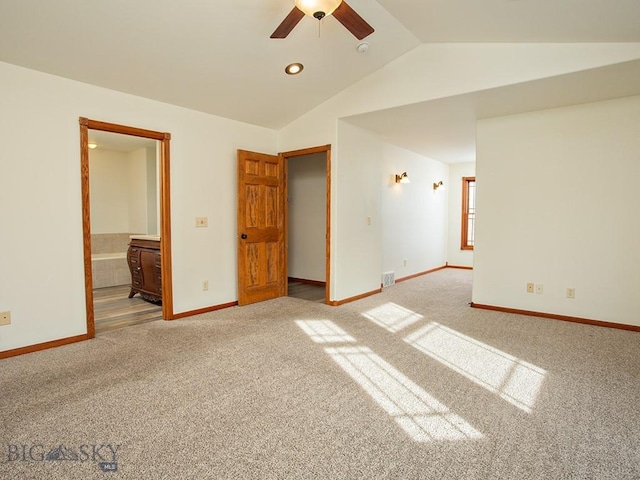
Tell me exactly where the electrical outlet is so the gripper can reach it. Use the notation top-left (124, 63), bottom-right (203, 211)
top-left (535, 284), bottom-right (543, 295)
top-left (0, 311), bottom-right (11, 326)
top-left (202, 281), bottom-right (209, 291)
top-left (403, 259), bottom-right (407, 267)
top-left (526, 283), bottom-right (534, 293)
top-left (195, 217), bottom-right (208, 228)
top-left (566, 288), bottom-right (575, 299)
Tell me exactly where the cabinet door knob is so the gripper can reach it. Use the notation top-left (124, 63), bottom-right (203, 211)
top-left (241, 233), bottom-right (248, 239)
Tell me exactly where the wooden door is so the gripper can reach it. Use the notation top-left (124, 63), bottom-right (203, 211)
top-left (237, 150), bottom-right (286, 305)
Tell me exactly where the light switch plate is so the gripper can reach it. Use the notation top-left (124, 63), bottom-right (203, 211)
top-left (195, 217), bottom-right (208, 227)
top-left (0, 311), bottom-right (11, 326)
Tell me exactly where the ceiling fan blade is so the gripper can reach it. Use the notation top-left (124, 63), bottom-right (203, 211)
top-left (270, 7), bottom-right (305, 39)
top-left (333, 1), bottom-right (374, 40)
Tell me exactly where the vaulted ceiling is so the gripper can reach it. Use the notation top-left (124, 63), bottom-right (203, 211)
top-left (1, 0), bottom-right (639, 162)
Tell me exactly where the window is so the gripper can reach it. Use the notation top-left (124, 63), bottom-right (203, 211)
top-left (461, 177), bottom-right (476, 250)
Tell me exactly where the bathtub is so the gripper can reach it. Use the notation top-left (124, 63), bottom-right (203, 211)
top-left (92, 252), bottom-right (130, 289)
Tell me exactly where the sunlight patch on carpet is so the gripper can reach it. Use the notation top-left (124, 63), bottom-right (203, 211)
top-left (405, 322), bottom-right (546, 413)
top-left (295, 320), bottom-right (356, 343)
top-left (361, 302), bottom-right (424, 333)
top-left (325, 345), bottom-right (483, 442)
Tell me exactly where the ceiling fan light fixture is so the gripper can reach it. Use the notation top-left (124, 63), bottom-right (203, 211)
top-left (294, 0), bottom-right (342, 19)
top-left (271, 0), bottom-right (372, 40)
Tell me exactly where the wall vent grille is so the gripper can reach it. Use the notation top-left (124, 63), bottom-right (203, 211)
top-left (382, 271), bottom-right (395, 288)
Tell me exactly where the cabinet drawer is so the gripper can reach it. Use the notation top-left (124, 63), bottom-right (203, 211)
top-left (128, 239), bottom-right (161, 303)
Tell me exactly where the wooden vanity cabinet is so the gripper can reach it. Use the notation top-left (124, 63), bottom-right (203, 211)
top-left (127, 238), bottom-right (162, 304)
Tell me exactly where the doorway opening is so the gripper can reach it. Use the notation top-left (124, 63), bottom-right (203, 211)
top-left (236, 145), bottom-right (331, 306)
top-left (79, 118), bottom-right (174, 337)
top-left (283, 146), bottom-right (331, 304)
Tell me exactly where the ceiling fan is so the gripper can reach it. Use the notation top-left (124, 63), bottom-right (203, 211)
top-left (271, 0), bottom-right (374, 40)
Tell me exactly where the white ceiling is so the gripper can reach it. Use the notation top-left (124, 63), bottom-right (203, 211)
top-left (345, 59), bottom-right (640, 163)
top-left (89, 130), bottom-right (158, 153)
top-left (1, 0), bottom-right (639, 162)
top-left (378, 0), bottom-right (640, 43)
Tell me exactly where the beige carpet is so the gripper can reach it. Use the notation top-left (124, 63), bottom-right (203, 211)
top-left (1, 269), bottom-right (639, 479)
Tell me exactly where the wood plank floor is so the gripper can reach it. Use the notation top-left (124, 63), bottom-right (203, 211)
top-left (93, 285), bottom-right (163, 333)
top-left (288, 281), bottom-right (326, 303)
top-left (94, 281), bottom-right (324, 334)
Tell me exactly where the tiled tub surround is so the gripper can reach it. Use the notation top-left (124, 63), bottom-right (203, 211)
top-left (91, 233), bottom-right (139, 288)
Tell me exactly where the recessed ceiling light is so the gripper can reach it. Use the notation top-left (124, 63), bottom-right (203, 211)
top-left (285, 63), bottom-right (304, 75)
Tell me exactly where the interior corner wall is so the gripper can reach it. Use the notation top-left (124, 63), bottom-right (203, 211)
top-left (447, 162), bottom-right (476, 268)
top-left (381, 143), bottom-right (449, 279)
top-left (146, 146), bottom-right (159, 234)
top-left (0, 61), bottom-right (277, 353)
top-left (287, 153), bottom-right (326, 283)
top-left (333, 121), bottom-right (383, 301)
top-left (127, 147), bottom-right (150, 235)
top-left (473, 95), bottom-right (640, 327)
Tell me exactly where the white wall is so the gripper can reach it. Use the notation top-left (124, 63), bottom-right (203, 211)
top-left (146, 147), bottom-right (159, 234)
top-left (447, 162), bottom-right (476, 268)
top-left (127, 147), bottom-right (151, 234)
top-left (290, 119), bottom-right (450, 301)
top-left (279, 43), bottom-right (640, 303)
top-left (89, 149), bottom-right (131, 233)
top-left (473, 95), bottom-right (640, 326)
top-left (318, 121), bottom-right (450, 300)
top-left (0, 61), bottom-right (277, 353)
top-left (90, 146), bottom-right (158, 235)
top-left (287, 153), bottom-right (326, 282)
top-left (381, 143), bottom-right (449, 279)
top-left (333, 121), bottom-right (383, 300)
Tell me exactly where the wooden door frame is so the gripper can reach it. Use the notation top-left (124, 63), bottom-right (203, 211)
top-left (79, 117), bottom-right (174, 338)
top-left (281, 145), bottom-right (331, 305)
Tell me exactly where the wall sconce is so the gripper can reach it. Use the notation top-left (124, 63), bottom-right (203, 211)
top-left (395, 172), bottom-right (410, 184)
top-left (433, 180), bottom-right (445, 190)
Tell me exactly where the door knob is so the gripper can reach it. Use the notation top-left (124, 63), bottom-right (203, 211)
top-left (241, 233), bottom-right (248, 239)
